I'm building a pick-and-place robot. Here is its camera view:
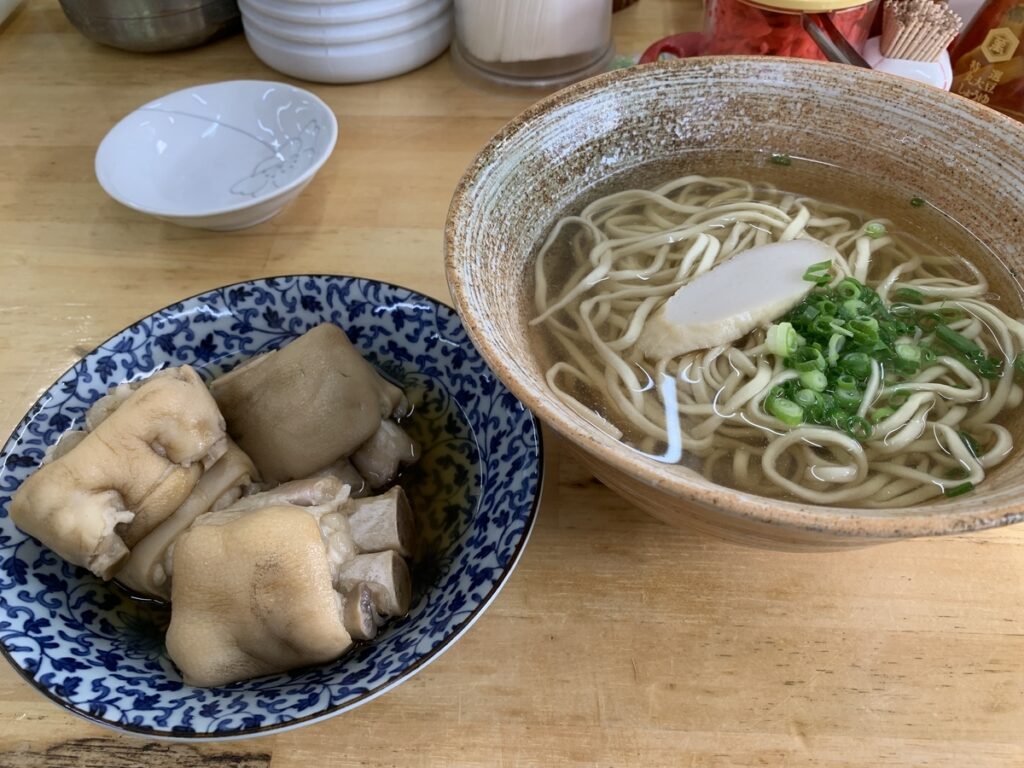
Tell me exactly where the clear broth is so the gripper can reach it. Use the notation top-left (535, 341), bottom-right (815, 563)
top-left (528, 151), bottom-right (1024, 505)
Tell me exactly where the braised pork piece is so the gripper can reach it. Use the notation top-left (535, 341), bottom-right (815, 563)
top-left (9, 323), bottom-right (421, 687)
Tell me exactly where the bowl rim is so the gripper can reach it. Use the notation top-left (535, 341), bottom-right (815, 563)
top-left (0, 273), bottom-right (544, 740)
top-left (242, 5), bottom-right (451, 55)
top-left (237, 0), bottom-right (433, 24)
top-left (445, 55), bottom-right (1024, 541)
top-left (94, 80), bottom-right (339, 221)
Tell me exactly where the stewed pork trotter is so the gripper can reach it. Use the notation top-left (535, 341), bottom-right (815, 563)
top-left (216, 478), bottom-right (413, 628)
top-left (166, 478), bottom-right (415, 686)
top-left (166, 505), bottom-right (355, 688)
top-left (10, 366), bottom-right (226, 579)
top-left (210, 323), bottom-right (409, 483)
top-left (115, 439), bottom-right (258, 601)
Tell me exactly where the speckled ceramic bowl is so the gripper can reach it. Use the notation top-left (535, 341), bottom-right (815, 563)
top-left (445, 57), bottom-right (1024, 548)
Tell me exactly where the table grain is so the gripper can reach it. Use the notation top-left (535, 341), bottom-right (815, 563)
top-left (1, 2), bottom-right (1023, 766)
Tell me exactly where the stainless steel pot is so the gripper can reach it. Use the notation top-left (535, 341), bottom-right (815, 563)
top-left (59, 0), bottom-right (241, 52)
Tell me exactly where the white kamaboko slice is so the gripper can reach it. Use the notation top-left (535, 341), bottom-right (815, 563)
top-left (166, 505), bottom-right (354, 687)
top-left (637, 240), bottom-right (840, 359)
top-left (115, 440), bottom-right (258, 602)
top-left (10, 366), bottom-right (227, 579)
top-left (210, 323), bottom-right (406, 483)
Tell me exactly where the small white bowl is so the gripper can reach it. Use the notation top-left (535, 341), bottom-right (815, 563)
top-left (243, 9), bottom-right (452, 83)
top-left (243, 0), bottom-right (430, 24)
top-left (95, 80), bottom-right (338, 230)
top-left (240, 0), bottom-right (448, 45)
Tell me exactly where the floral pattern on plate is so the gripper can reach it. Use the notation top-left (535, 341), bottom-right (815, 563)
top-left (0, 275), bottom-right (542, 739)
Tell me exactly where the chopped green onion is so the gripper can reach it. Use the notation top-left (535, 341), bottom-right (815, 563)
top-left (772, 255), bottom-right (1001, 453)
top-left (910, 196), bottom-right (925, 207)
top-left (974, 356), bottom-right (1003, 380)
top-left (799, 369), bottom-right (828, 392)
top-left (793, 304), bottom-right (820, 324)
top-left (834, 387), bottom-right (862, 411)
top-left (890, 390), bottom-right (910, 407)
top-left (845, 416), bottom-right (873, 440)
top-left (891, 303), bottom-right (917, 318)
top-left (864, 221), bottom-right (886, 239)
top-left (840, 298), bottom-right (868, 319)
top-left (802, 259), bottom-right (832, 285)
top-left (895, 343), bottom-right (921, 363)
top-left (830, 321), bottom-right (855, 338)
top-left (827, 333), bottom-right (846, 367)
top-left (959, 431), bottom-right (982, 458)
top-left (770, 153), bottom-right (792, 166)
top-left (935, 325), bottom-right (983, 356)
top-left (937, 307), bottom-right (965, 323)
top-left (1014, 353), bottom-right (1024, 376)
top-left (794, 388), bottom-right (822, 409)
top-left (766, 395), bottom-right (803, 426)
top-left (811, 314), bottom-right (837, 336)
top-left (836, 374), bottom-right (858, 391)
top-left (814, 298), bottom-right (837, 316)
top-left (839, 352), bottom-right (871, 378)
top-left (836, 278), bottom-right (862, 301)
top-left (870, 407), bottom-right (895, 424)
top-left (932, 325), bottom-right (1002, 379)
top-left (766, 322), bottom-right (802, 357)
top-left (894, 357), bottom-right (921, 375)
top-left (849, 317), bottom-right (879, 343)
top-left (893, 287), bottom-right (924, 304)
top-left (945, 481), bottom-right (974, 498)
top-left (790, 346), bottom-right (827, 371)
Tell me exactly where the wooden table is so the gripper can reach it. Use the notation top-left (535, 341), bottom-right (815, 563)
top-left (2, 2), bottom-right (1024, 766)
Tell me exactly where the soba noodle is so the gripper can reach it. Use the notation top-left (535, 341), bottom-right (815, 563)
top-left (531, 175), bottom-right (1024, 507)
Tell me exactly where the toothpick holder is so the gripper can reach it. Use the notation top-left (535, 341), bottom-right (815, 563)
top-left (864, 36), bottom-right (954, 90)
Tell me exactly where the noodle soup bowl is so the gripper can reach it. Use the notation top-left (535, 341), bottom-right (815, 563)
top-left (445, 57), bottom-right (1024, 547)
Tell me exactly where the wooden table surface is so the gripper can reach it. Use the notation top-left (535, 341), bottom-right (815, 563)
top-left (2, 2), bottom-right (1024, 766)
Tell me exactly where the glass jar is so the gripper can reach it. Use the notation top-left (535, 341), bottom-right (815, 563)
top-left (704, 0), bottom-right (879, 60)
top-left (451, 0), bottom-right (614, 91)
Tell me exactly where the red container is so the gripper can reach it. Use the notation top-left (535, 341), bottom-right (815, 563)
top-left (705, 0), bottom-right (878, 59)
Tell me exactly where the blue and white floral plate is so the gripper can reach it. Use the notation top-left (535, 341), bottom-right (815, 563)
top-left (0, 275), bottom-right (542, 739)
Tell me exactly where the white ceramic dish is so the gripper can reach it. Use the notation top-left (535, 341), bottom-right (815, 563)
top-left (243, 0), bottom-right (429, 24)
top-left (239, 0), bottom-right (448, 45)
top-left (95, 80), bottom-right (338, 230)
top-left (244, 8), bottom-right (452, 83)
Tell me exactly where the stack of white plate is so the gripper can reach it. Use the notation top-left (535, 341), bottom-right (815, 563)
top-left (240, 0), bottom-right (453, 83)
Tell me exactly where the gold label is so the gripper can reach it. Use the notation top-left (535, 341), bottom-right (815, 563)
top-left (981, 27), bottom-right (1020, 63)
